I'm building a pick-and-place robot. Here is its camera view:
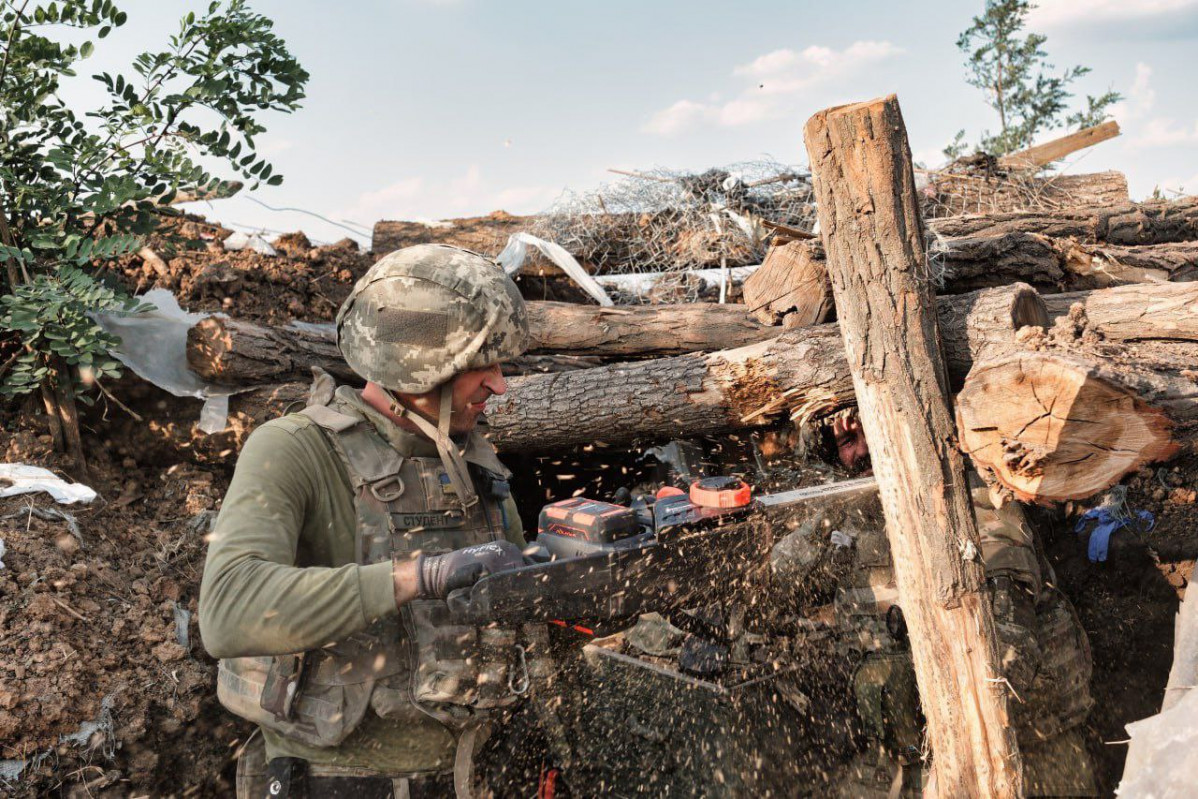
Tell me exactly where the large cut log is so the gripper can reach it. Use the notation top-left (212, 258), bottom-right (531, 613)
top-left (486, 284), bottom-right (1046, 453)
top-left (189, 317), bottom-right (353, 384)
top-left (1045, 282), bottom-right (1198, 342)
top-left (187, 304), bottom-right (781, 384)
top-left (927, 196), bottom-right (1198, 244)
top-left (929, 170), bottom-right (1129, 218)
top-left (933, 234), bottom-right (1198, 292)
top-left (805, 95), bottom-right (1021, 797)
top-left (741, 239), bottom-right (831, 327)
top-left (187, 317), bottom-right (602, 384)
top-left (957, 351), bottom-right (1198, 503)
top-left (1053, 240), bottom-right (1198, 287)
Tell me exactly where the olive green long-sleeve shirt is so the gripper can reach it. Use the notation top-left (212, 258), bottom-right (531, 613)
top-left (199, 387), bottom-right (523, 773)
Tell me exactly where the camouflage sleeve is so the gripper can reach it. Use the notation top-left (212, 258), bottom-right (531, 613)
top-left (198, 422), bottom-right (396, 659)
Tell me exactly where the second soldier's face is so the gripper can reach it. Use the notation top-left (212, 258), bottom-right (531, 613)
top-left (833, 416), bottom-right (872, 475)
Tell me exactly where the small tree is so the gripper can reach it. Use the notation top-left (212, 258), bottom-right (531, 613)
top-left (951, 0), bottom-right (1120, 158)
top-left (0, 0), bottom-right (307, 473)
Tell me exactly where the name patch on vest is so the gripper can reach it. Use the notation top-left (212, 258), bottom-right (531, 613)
top-left (393, 510), bottom-right (466, 530)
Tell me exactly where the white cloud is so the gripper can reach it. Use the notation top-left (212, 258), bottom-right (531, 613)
top-left (644, 40), bottom-right (903, 136)
top-left (1128, 117), bottom-right (1198, 149)
top-left (337, 166), bottom-right (555, 224)
top-left (644, 99), bottom-right (713, 136)
top-left (1103, 61), bottom-right (1198, 152)
top-left (1028, 0), bottom-right (1198, 27)
top-left (1111, 63), bottom-right (1156, 125)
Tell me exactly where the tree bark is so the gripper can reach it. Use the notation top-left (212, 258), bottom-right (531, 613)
top-left (188, 317), bottom-right (354, 384)
top-left (525, 302), bottom-right (777, 356)
top-left (1045, 282), bottom-right (1198, 342)
top-left (926, 196), bottom-right (1198, 244)
top-left (930, 234), bottom-right (1198, 292)
top-left (188, 304), bottom-right (783, 384)
top-left (805, 95), bottom-right (1022, 797)
top-left (49, 359), bottom-right (88, 481)
top-left (484, 284), bottom-right (1045, 454)
top-left (928, 171), bottom-right (1129, 218)
top-left (957, 351), bottom-right (1198, 503)
top-left (741, 239), bottom-right (832, 327)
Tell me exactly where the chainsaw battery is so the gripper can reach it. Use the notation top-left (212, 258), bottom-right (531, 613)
top-left (538, 497), bottom-right (641, 543)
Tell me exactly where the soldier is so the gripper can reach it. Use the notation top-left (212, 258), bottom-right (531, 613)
top-left (821, 409), bottom-right (1098, 798)
top-left (199, 244), bottom-right (533, 799)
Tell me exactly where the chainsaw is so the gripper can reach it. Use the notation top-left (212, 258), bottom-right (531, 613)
top-left (448, 475), bottom-right (879, 626)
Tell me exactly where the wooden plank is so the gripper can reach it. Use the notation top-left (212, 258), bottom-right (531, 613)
top-left (998, 120), bottom-right (1121, 171)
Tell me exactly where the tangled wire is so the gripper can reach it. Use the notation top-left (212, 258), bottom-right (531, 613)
top-left (531, 159), bottom-right (816, 275)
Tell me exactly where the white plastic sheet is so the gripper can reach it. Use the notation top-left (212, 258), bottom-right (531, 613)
top-left (496, 233), bottom-right (613, 306)
top-left (93, 289), bottom-right (239, 434)
top-left (0, 464), bottom-right (96, 504)
top-left (594, 264), bottom-right (760, 297)
top-left (222, 231), bottom-right (277, 256)
top-left (1118, 588), bottom-right (1198, 796)
top-left (1118, 690), bottom-right (1198, 797)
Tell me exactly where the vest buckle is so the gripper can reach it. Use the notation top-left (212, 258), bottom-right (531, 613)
top-left (369, 475), bottom-right (405, 503)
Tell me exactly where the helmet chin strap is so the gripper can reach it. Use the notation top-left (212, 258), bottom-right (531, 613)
top-left (384, 385), bottom-right (479, 509)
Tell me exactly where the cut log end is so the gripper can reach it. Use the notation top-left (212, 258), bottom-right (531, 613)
top-left (1008, 287), bottom-right (1049, 331)
top-left (958, 353), bottom-right (1179, 502)
top-left (186, 316), bottom-right (234, 380)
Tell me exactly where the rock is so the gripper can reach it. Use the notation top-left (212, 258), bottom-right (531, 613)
top-left (624, 613), bottom-right (685, 656)
top-left (1168, 488), bottom-right (1197, 505)
top-left (152, 642), bottom-right (187, 663)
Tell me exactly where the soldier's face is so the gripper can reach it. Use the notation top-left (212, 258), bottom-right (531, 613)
top-left (446, 364), bottom-right (507, 434)
top-left (833, 416), bottom-right (872, 475)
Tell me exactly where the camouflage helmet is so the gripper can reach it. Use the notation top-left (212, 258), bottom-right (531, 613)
top-left (336, 244), bottom-right (529, 393)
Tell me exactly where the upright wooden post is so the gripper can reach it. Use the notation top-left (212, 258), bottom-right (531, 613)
top-left (804, 95), bottom-right (1023, 797)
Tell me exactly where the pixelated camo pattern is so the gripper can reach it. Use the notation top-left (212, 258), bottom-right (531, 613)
top-left (336, 244), bottom-right (529, 393)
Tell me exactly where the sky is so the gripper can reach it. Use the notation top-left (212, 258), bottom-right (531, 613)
top-left (61, 0), bottom-right (1198, 245)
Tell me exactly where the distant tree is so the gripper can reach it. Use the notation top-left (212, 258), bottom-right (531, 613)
top-left (0, 0), bottom-right (307, 473)
top-left (949, 0), bottom-right (1120, 159)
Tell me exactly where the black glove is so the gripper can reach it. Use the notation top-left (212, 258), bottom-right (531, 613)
top-left (417, 540), bottom-right (525, 599)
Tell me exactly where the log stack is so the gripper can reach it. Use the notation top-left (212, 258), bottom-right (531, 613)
top-left (183, 128), bottom-right (1198, 505)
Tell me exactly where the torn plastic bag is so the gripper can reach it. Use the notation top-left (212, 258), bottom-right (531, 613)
top-left (0, 464), bottom-right (97, 504)
top-left (92, 289), bottom-right (240, 433)
top-left (496, 233), bottom-right (613, 306)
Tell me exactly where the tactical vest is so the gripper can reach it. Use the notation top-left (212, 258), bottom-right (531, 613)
top-left (836, 480), bottom-right (1093, 746)
top-left (216, 392), bottom-right (526, 749)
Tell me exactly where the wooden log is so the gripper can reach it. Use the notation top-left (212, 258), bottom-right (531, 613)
top-left (741, 239), bottom-right (831, 327)
top-left (1044, 282), bottom-right (1198, 342)
top-left (525, 302), bottom-right (776, 356)
top-left (928, 170), bottom-right (1129, 217)
top-left (957, 351), bottom-right (1198, 503)
top-left (1056, 239), bottom-right (1198, 286)
top-left (932, 234), bottom-right (1198, 292)
top-left (188, 317), bottom-right (353, 384)
top-left (998, 121), bottom-right (1121, 171)
top-left (486, 284), bottom-right (1046, 453)
top-left (1039, 170), bottom-right (1129, 206)
top-left (927, 196), bottom-right (1198, 244)
top-left (187, 304), bottom-right (782, 385)
top-left (805, 95), bottom-right (1021, 797)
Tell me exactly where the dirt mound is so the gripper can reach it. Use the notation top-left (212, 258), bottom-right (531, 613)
top-left (0, 392), bottom-right (246, 797)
